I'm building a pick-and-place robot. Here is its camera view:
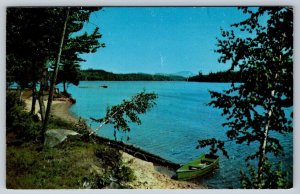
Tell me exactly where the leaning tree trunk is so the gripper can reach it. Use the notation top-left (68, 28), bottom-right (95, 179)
top-left (41, 8), bottom-right (70, 144)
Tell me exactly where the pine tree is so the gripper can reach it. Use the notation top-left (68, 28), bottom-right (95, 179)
top-left (6, 7), bottom-right (105, 143)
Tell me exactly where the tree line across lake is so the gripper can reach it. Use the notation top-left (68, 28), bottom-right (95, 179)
top-left (79, 69), bottom-right (186, 81)
top-left (75, 69), bottom-right (242, 82)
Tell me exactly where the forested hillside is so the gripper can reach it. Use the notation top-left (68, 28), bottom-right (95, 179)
top-left (80, 69), bottom-right (186, 81)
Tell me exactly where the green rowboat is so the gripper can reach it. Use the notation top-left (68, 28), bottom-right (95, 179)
top-left (176, 154), bottom-right (219, 180)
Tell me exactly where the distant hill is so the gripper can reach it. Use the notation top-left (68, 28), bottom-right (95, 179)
top-left (170, 71), bottom-right (195, 78)
top-left (80, 69), bottom-right (186, 81)
top-left (154, 71), bottom-right (195, 79)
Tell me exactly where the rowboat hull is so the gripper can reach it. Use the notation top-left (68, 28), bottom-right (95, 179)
top-left (176, 154), bottom-right (219, 180)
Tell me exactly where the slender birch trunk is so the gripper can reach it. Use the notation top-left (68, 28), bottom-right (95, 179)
top-left (257, 96), bottom-right (273, 182)
top-left (257, 70), bottom-right (279, 183)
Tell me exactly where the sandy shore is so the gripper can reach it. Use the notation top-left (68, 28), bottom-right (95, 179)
top-left (23, 96), bottom-right (203, 189)
top-left (24, 97), bottom-right (78, 123)
top-left (122, 152), bottom-right (202, 189)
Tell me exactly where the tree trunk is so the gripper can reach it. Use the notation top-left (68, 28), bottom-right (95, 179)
top-left (38, 70), bottom-right (47, 122)
top-left (41, 8), bottom-right (70, 144)
top-left (38, 94), bottom-right (45, 122)
top-left (257, 106), bottom-right (272, 183)
top-left (63, 81), bottom-right (67, 93)
top-left (18, 89), bottom-right (23, 102)
top-left (30, 82), bottom-right (37, 114)
top-left (257, 73), bottom-right (277, 184)
top-left (256, 43), bottom-right (281, 183)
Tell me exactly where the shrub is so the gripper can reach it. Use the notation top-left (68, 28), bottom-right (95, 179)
top-left (6, 91), bottom-right (41, 142)
top-left (114, 165), bottom-right (136, 183)
top-left (72, 118), bottom-right (92, 142)
top-left (94, 147), bottom-right (135, 185)
top-left (240, 161), bottom-right (292, 189)
top-left (48, 116), bottom-right (73, 129)
top-left (95, 147), bottom-right (122, 167)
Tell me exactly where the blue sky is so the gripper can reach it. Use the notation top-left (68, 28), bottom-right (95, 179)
top-left (79, 7), bottom-right (249, 74)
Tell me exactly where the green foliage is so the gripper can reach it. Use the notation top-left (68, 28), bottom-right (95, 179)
top-left (6, 92), bottom-right (41, 141)
top-left (197, 138), bottom-right (229, 158)
top-left (240, 160), bottom-right (292, 189)
top-left (56, 9), bottom-right (105, 91)
top-left (7, 8), bottom-right (46, 89)
top-left (90, 173), bottom-right (112, 189)
top-left (56, 62), bottom-right (81, 93)
top-left (72, 118), bottom-right (92, 142)
top-left (198, 7), bottom-right (293, 188)
top-left (95, 146), bottom-right (122, 167)
top-left (80, 69), bottom-right (186, 81)
top-left (7, 7), bottom-right (104, 72)
top-left (6, 92), bottom-right (25, 116)
top-left (91, 91), bottom-right (158, 141)
top-left (94, 147), bottom-right (135, 187)
top-left (6, 7), bottom-right (105, 129)
top-left (114, 165), bottom-right (136, 183)
top-left (48, 116), bottom-right (74, 129)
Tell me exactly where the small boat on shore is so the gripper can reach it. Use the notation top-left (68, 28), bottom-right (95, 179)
top-left (176, 154), bottom-right (219, 180)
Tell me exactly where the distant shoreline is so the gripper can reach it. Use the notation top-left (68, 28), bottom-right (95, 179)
top-left (79, 69), bottom-right (188, 81)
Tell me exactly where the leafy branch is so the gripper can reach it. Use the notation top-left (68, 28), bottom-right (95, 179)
top-left (90, 91), bottom-right (158, 141)
top-left (197, 138), bottom-right (229, 159)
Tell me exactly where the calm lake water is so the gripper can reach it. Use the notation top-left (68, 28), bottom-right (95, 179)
top-left (58, 81), bottom-right (293, 188)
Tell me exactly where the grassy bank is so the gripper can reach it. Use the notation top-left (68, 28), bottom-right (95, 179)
top-left (7, 140), bottom-right (133, 189)
top-left (7, 114), bottom-right (135, 189)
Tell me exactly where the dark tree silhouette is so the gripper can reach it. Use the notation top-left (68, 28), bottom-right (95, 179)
top-left (7, 7), bottom-right (105, 143)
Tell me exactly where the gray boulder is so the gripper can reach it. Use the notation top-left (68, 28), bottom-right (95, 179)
top-left (44, 129), bottom-right (80, 148)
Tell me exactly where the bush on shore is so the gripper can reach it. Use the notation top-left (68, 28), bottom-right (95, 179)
top-left (6, 91), bottom-right (41, 142)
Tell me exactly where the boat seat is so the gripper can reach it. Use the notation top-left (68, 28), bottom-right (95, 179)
top-left (188, 164), bottom-right (207, 170)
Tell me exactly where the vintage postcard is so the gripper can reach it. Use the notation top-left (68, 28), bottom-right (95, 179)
top-left (6, 6), bottom-right (293, 189)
